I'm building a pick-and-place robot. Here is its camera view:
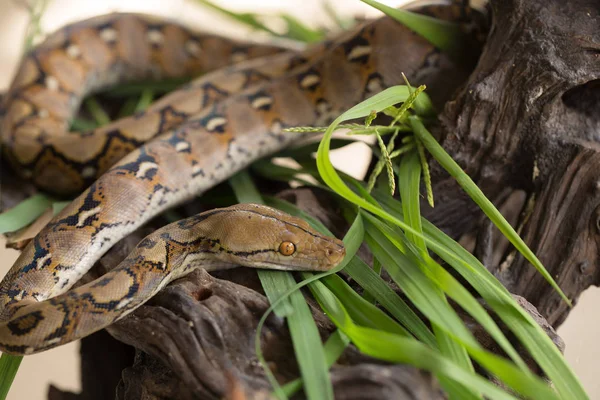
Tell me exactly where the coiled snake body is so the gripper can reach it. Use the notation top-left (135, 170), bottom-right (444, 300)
top-left (0, 7), bottom-right (448, 355)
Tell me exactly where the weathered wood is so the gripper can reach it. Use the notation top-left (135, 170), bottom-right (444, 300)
top-left (423, 0), bottom-right (600, 325)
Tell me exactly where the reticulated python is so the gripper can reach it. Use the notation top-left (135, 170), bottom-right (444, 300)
top-left (0, 5), bottom-right (449, 355)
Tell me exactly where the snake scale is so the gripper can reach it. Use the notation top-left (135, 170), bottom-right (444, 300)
top-left (0, 4), bottom-right (451, 355)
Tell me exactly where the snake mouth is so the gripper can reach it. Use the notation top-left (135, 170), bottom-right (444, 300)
top-left (247, 258), bottom-right (331, 272)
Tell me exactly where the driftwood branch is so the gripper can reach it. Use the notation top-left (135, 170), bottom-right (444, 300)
top-left (422, 0), bottom-right (600, 326)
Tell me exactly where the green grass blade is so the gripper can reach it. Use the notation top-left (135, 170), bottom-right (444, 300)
top-left (343, 256), bottom-right (437, 347)
top-left (434, 329), bottom-right (481, 400)
top-left (419, 220), bottom-right (587, 399)
top-left (409, 116), bottom-right (570, 305)
top-left (320, 274), bottom-right (411, 337)
top-left (398, 151), bottom-right (425, 249)
top-left (193, 0), bottom-right (279, 36)
top-left (360, 0), bottom-right (467, 61)
top-left (364, 223), bottom-right (478, 348)
top-left (254, 269), bottom-right (295, 318)
top-left (398, 152), bottom-right (479, 399)
top-left (84, 97), bottom-right (111, 126)
top-left (280, 14), bottom-right (325, 42)
top-left (0, 194), bottom-right (53, 234)
top-left (0, 354), bottom-right (22, 400)
top-left (373, 189), bottom-right (587, 399)
top-left (281, 330), bottom-right (350, 396)
top-left (70, 117), bottom-right (98, 131)
top-left (364, 223), bottom-right (561, 399)
top-left (52, 201), bottom-right (70, 215)
top-left (309, 280), bottom-right (519, 400)
top-left (195, 0), bottom-right (327, 43)
top-left (350, 326), bottom-right (546, 400)
top-left (360, 257), bottom-right (380, 304)
top-left (266, 197), bottom-right (427, 345)
top-left (101, 78), bottom-right (190, 97)
top-left (286, 274), bottom-right (334, 400)
top-left (365, 210), bottom-right (529, 370)
top-left (135, 89), bottom-right (155, 112)
top-left (316, 87), bottom-right (434, 222)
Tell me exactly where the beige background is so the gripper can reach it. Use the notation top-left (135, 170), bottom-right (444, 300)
top-left (0, 1), bottom-right (598, 399)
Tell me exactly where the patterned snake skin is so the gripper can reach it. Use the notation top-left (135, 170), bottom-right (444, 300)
top-left (0, 4), bottom-right (454, 355)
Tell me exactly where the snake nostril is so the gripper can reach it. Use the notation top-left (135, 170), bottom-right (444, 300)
top-left (191, 288), bottom-right (213, 301)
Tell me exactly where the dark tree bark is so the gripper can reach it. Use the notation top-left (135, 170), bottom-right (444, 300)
top-left (424, 0), bottom-right (600, 326)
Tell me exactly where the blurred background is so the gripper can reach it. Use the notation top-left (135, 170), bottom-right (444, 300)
top-left (0, 0), bottom-right (598, 399)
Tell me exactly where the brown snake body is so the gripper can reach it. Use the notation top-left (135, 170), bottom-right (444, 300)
top-left (0, 6), bottom-right (449, 355)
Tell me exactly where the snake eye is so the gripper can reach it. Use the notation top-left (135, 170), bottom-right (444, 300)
top-left (279, 241), bottom-right (296, 256)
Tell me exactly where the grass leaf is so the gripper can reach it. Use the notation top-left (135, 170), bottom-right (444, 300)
top-left (280, 14), bottom-right (325, 42)
top-left (360, 0), bottom-right (467, 61)
top-left (398, 152), bottom-right (479, 399)
top-left (0, 354), bottom-right (22, 400)
top-left (373, 188), bottom-right (588, 399)
top-left (363, 220), bottom-right (561, 400)
top-left (309, 279), bottom-right (519, 400)
top-left (193, 0), bottom-right (279, 36)
top-left (84, 97), bottom-right (111, 126)
top-left (281, 330), bottom-right (350, 396)
top-left (0, 194), bottom-right (53, 234)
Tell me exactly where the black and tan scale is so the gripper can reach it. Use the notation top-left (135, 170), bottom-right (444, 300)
top-left (0, 5), bottom-right (455, 355)
top-left (0, 204), bottom-right (345, 354)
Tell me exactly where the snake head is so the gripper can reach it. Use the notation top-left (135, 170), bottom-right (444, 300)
top-left (210, 204), bottom-right (346, 271)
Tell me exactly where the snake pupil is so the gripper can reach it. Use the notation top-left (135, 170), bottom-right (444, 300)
top-left (279, 241), bottom-right (295, 256)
